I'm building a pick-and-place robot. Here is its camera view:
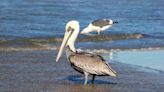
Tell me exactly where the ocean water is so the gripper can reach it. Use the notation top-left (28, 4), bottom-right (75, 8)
top-left (0, 0), bottom-right (164, 49)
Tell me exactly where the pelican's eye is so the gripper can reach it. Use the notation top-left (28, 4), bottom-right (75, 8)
top-left (67, 26), bottom-right (75, 32)
top-left (67, 26), bottom-right (71, 32)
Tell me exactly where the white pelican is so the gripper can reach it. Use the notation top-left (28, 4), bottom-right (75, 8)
top-left (56, 20), bottom-right (117, 84)
top-left (81, 19), bottom-right (118, 35)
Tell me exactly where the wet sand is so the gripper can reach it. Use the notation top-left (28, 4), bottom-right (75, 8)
top-left (0, 50), bottom-right (164, 92)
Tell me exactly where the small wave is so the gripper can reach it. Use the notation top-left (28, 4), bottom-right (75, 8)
top-left (78, 33), bottom-right (144, 42)
top-left (0, 33), bottom-right (144, 44)
top-left (1, 33), bottom-right (164, 51)
top-left (76, 47), bottom-right (164, 54)
top-left (0, 46), bottom-right (57, 51)
top-left (143, 32), bottom-right (164, 39)
top-left (0, 42), bottom-right (163, 52)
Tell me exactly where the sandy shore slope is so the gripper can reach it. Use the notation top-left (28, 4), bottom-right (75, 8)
top-left (0, 50), bottom-right (164, 92)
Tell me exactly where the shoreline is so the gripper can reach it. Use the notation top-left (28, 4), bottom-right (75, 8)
top-left (0, 44), bottom-right (164, 53)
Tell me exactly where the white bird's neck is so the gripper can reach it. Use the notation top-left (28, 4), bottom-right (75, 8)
top-left (81, 25), bottom-right (93, 34)
top-left (67, 27), bottom-right (80, 52)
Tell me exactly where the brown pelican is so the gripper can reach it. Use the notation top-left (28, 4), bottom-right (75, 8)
top-left (56, 20), bottom-right (117, 84)
top-left (81, 19), bottom-right (118, 35)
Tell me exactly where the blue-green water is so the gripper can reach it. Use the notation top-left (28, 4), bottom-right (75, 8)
top-left (114, 50), bottom-right (164, 71)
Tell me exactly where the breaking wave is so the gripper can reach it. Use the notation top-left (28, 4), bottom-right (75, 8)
top-left (0, 33), bottom-right (164, 51)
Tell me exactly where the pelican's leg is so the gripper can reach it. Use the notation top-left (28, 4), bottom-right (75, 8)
top-left (92, 75), bottom-right (96, 84)
top-left (84, 72), bottom-right (89, 85)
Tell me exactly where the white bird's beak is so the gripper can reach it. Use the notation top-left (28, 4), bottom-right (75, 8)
top-left (113, 21), bottom-right (118, 24)
top-left (56, 27), bottom-right (73, 62)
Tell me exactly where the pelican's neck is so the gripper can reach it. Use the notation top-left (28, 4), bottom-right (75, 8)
top-left (68, 43), bottom-right (76, 52)
top-left (67, 28), bottom-right (80, 52)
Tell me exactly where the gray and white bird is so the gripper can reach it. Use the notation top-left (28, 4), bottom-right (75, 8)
top-left (56, 20), bottom-right (117, 85)
top-left (81, 19), bottom-right (118, 35)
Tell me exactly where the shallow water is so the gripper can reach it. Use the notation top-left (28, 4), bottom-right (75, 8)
top-left (112, 49), bottom-right (164, 71)
top-left (0, 50), bottom-right (164, 92)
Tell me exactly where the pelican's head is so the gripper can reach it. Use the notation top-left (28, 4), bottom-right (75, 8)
top-left (65, 20), bottom-right (79, 33)
top-left (56, 20), bottom-right (80, 62)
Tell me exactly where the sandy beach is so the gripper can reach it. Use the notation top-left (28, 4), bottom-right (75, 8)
top-left (0, 50), bottom-right (164, 92)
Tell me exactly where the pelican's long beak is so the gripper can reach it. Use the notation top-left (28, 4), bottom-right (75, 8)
top-left (56, 27), bottom-right (73, 62)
